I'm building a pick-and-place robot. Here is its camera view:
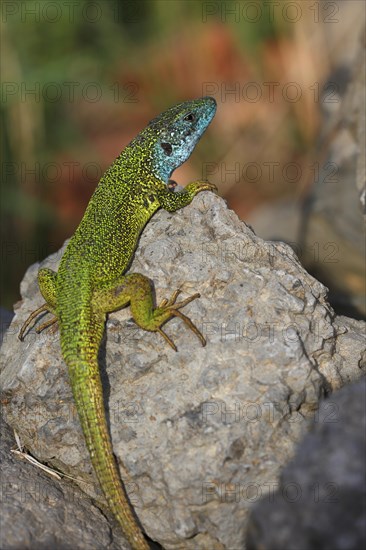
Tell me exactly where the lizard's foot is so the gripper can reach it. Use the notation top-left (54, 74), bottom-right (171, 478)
top-left (185, 180), bottom-right (218, 195)
top-left (18, 304), bottom-right (57, 341)
top-left (19, 266), bottom-right (59, 341)
top-left (99, 272), bottom-right (206, 352)
top-left (156, 289), bottom-right (206, 351)
top-left (158, 180), bottom-right (218, 212)
top-left (35, 316), bottom-right (58, 335)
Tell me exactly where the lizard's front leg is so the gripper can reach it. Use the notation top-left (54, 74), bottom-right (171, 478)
top-left (158, 180), bottom-right (217, 212)
top-left (93, 273), bottom-right (205, 351)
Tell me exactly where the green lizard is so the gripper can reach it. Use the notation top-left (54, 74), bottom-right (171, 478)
top-left (19, 97), bottom-right (217, 549)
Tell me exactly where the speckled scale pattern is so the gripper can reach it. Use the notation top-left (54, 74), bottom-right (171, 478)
top-left (21, 97), bottom-right (217, 550)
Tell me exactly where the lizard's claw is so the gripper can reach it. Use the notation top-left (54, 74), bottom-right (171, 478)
top-left (156, 289), bottom-right (206, 350)
top-left (170, 309), bottom-right (206, 347)
top-left (158, 288), bottom-right (182, 308)
top-left (18, 304), bottom-right (48, 341)
top-left (157, 328), bottom-right (177, 352)
top-left (166, 291), bottom-right (201, 311)
top-left (18, 304), bottom-right (57, 341)
top-left (186, 180), bottom-right (218, 195)
top-left (35, 316), bottom-right (58, 335)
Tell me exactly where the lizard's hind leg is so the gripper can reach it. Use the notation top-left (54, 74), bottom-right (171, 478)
top-left (93, 273), bottom-right (206, 352)
top-left (18, 268), bottom-right (58, 341)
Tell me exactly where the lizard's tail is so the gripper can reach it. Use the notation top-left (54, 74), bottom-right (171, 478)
top-left (65, 351), bottom-right (150, 550)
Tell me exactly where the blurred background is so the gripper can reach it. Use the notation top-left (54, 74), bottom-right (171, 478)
top-left (1, 0), bottom-right (365, 322)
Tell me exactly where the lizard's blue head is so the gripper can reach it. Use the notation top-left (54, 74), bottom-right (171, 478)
top-left (149, 96), bottom-right (217, 181)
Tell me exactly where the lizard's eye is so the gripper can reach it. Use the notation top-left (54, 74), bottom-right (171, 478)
top-left (184, 113), bottom-right (194, 122)
top-left (161, 142), bottom-right (173, 155)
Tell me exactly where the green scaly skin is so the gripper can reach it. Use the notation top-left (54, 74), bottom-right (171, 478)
top-left (19, 97), bottom-right (217, 549)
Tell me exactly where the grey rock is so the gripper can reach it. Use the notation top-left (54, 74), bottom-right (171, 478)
top-left (299, 25), bottom-right (366, 318)
top-left (247, 26), bottom-right (366, 319)
top-left (0, 193), bottom-right (365, 549)
top-left (246, 378), bottom-right (366, 550)
top-left (0, 307), bottom-right (14, 347)
top-left (0, 416), bottom-right (130, 550)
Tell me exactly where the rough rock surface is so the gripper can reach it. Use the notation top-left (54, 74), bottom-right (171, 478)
top-left (0, 193), bottom-right (365, 549)
top-left (0, 307), bottom-right (13, 346)
top-left (246, 378), bottom-right (366, 550)
top-left (0, 416), bottom-right (131, 550)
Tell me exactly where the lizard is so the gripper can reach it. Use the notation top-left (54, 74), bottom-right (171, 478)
top-left (18, 96), bottom-right (217, 550)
